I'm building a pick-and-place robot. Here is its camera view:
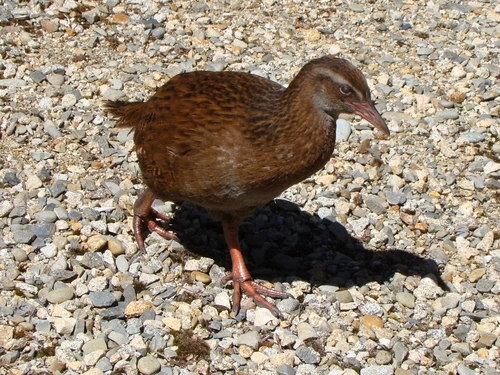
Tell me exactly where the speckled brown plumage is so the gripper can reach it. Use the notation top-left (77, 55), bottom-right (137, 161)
top-left (105, 56), bottom-right (389, 317)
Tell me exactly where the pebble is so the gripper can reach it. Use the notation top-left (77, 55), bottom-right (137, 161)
top-left (295, 346), bottom-right (320, 364)
top-left (46, 287), bottom-right (74, 303)
top-left (361, 315), bottom-right (384, 330)
top-left (395, 292), bottom-right (415, 308)
top-left (124, 301), bottom-right (155, 317)
top-left (336, 119), bottom-right (352, 141)
top-left (296, 322), bottom-right (318, 340)
top-left (361, 365), bottom-right (394, 375)
top-left (88, 291), bottom-right (116, 307)
top-left (82, 338), bottom-right (107, 354)
top-left (236, 330), bottom-right (261, 350)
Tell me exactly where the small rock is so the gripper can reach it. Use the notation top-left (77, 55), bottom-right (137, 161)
top-left (82, 338), bottom-right (107, 354)
top-left (375, 350), bottom-right (392, 365)
top-left (253, 307), bottom-right (277, 326)
top-left (162, 317), bottom-right (181, 331)
top-left (334, 290), bottom-right (353, 303)
top-left (124, 300), bottom-right (155, 317)
top-left (107, 237), bottom-right (125, 255)
top-left (432, 294), bottom-right (459, 311)
top-left (296, 322), bottom-right (318, 340)
top-left (295, 346), bottom-right (320, 364)
top-left (361, 315), bottom-right (384, 329)
top-left (53, 317), bottom-right (76, 335)
top-left (0, 201), bottom-right (14, 217)
top-left (236, 330), bottom-right (261, 350)
top-left (214, 291), bottom-right (232, 310)
top-left (112, 13), bottom-right (130, 24)
top-left (87, 235), bottom-right (108, 252)
top-left (137, 355), bottom-right (161, 375)
top-left (336, 119), bottom-right (352, 141)
top-left (276, 364), bottom-right (296, 375)
top-left (61, 93), bottom-right (77, 108)
top-left (11, 248), bottom-right (28, 262)
top-left (435, 110), bottom-right (459, 120)
top-left (276, 298), bottom-right (300, 313)
top-left (417, 47), bottom-right (434, 55)
top-left (361, 365), bottom-right (394, 375)
top-left (395, 292), bottom-right (415, 308)
top-left (457, 364), bottom-right (477, 375)
top-left (47, 74), bottom-right (64, 86)
top-left (88, 292), bottom-right (116, 307)
top-left (46, 287), bottom-right (74, 303)
top-left (365, 195), bottom-right (387, 215)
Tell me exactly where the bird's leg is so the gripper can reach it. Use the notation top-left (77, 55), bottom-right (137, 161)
top-left (133, 188), bottom-right (178, 250)
top-left (221, 220), bottom-right (291, 317)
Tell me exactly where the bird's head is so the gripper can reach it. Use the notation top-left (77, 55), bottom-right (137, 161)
top-left (297, 56), bottom-right (390, 136)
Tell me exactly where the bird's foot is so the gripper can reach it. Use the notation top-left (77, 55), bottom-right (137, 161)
top-left (133, 207), bottom-right (178, 251)
top-left (221, 273), bottom-right (292, 318)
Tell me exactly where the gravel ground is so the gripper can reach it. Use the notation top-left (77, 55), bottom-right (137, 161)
top-left (1, 0), bottom-right (499, 374)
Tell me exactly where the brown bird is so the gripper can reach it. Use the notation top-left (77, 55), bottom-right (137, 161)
top-left (105, 56), bottom-right (389, 317)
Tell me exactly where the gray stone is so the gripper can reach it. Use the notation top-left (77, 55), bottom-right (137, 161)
top-left (461, 132), bottom-right (486, 143)
top-left (386, 191), bottom-right (406, 205)
top-left (457, 364), bottom-right (477, 375)
top-left (31, 223), bottom-right (55, 239)
top-left (317, 285), bottom-right (339, 296)
top-left (12, 228), bottom-right (35, 244)
top-left (0, 79), bottom-right (27, 87)
top-left (417, 47), bottom-right (434, 55)
top-left (392, 341), bottom-right (408, 364)
top-left (102, 89), bottom-right (126, 101)
top-left (88, 291), bottom-right (116, 307)
top-left (348, 3), bottom-right (364, 12)
top-left (34, 210), bottom-right (58, 223)
top-left (365, 194), bottom-right (387, 214)
top-left (82, 10), bottom-right (99, 23)
top-left (149, 335), bottom-right (167, 352)
top-left (276, 364), bottom-right (296, 375)
top-left (360, 365), bottom-right (394, 375)
top-left (82, 337), bottom-right (107, 354)
top-left (476, 279), bottom-right (494, 292)
top-left (151, 27), bottom-right (166, 39)
top-left (30, 70), bottom-right (46, 83)
top-left (436, 110), bottom-right (459, 120)
top-left (44, 121), bottom-right (62, 139)
top-left (276, 298), bottom-right (300, 313)
top-left (295, 346), bottom-right (320, 364)
top-left (108, 331), bottom-right (129, 345)
top-left (81, 252), bottom-right (106, 269)
top-left (236, 330), bottom-right (261, 350)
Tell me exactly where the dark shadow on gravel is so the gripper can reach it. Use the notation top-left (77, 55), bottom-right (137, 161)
top-left (159, 198), bottom-right (448, 292)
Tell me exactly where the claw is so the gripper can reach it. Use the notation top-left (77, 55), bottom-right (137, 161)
top-left (132, 189), bottom-right (178, 251)
top-left (222, 220), bottom-right (291, 317)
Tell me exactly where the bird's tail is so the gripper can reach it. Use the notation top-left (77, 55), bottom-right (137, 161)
top-left (103, 100), bottom-right (143, 128)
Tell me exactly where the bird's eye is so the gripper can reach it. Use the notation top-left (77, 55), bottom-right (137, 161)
top-left (340, 85), bottom-right (352, 95)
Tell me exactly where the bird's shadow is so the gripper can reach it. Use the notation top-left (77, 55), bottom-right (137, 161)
top-left (157, 198), bottom-right (448, 292)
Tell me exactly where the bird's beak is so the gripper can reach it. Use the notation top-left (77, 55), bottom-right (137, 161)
top-left (352, 101), bottom-right (390, 136)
